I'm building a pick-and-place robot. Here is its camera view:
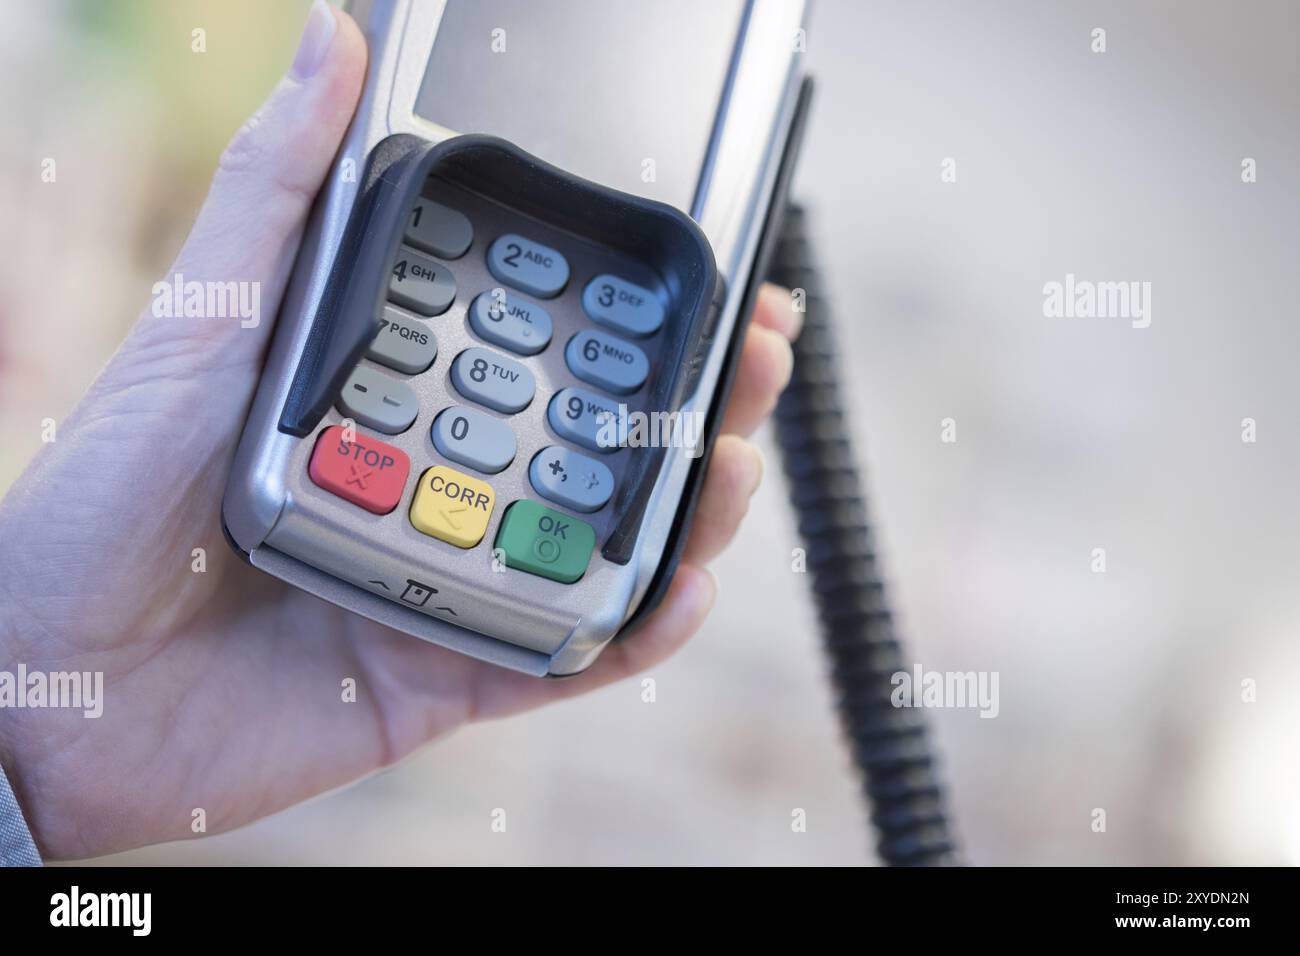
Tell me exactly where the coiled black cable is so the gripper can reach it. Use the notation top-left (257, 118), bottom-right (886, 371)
top-left (769, 204), bottom-right (960, 865)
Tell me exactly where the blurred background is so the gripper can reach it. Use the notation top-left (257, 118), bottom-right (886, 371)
top-left (2, 0), bottom-right (1298, 865)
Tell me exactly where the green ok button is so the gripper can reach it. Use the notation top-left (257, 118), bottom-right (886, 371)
top-left (495, 500), bottom-right (596, 584)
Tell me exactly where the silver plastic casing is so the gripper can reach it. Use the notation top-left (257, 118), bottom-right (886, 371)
top-left (222, 0), bottom-right (807, 676)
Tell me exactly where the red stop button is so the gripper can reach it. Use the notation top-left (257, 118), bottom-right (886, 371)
top-left (308, 425), bottom-right (411, 515)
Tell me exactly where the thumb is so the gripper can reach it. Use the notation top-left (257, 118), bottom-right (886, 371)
top-left (118, 0), bottom-right (366, 382)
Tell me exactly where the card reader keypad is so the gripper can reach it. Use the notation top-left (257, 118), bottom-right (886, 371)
top-left (468, 290), bottom-right (552, 355)
top-left (404, 198), bottom-right (473, 260)
top-left (367, 305), bottom-right (437, 374)
top-left (409, 465), bottom-right (495, 549)
top-left (565, 329), bottom-right (648, 394)
top-left (529, 446), bottom-right (614, 513)
top-left (487, 234), bottom-right (570, 298)
top-left (315, 189), bottom-right (668, 587)
top-left (308, 426), bottom-right (411, 515)
top-left (389, 246), bottom-right (457, 315)
top-left (431, 405), bottom-right (516, 474)
top-left (547, 386), bottom-right (622, 453)
top-left (582, 274), bottom-right (664, 336)
top-left (338, 366), bottom-right (420, 434)
top-left (450, 347), bottom-right (535, 413)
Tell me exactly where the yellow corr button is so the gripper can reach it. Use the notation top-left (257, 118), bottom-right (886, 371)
top-left (409, 465), bottom-right (495, 548)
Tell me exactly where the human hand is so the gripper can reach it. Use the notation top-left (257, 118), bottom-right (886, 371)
top-left (0, 1), bottom-right (801, 860)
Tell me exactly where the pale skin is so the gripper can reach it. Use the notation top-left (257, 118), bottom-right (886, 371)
top-left (0, 4), bottom-right (801, 860)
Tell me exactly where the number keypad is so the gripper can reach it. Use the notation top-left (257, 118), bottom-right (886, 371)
top-left (450, 347), bottom-right (535, 414)
top-left (487, 234), bottom-right (569, 299)
top-left (367, 305), bottom-right (437, 374)
top-left (321, 191), bottom-right (670, 585)
top-left (468, 289), bottom-right (552, 355)
top-left (431, 405), bottom-right (516, 474)
top-left (546, 386), bottom-right (622, 454)
top-left (388, 246), bottom-right (457, 316)
top-left (583, 274), bottom-right (664, 336)
top-left (565, 329), bottom-right (648, 395)
top-left (405, 198), bottom-right (473, 260)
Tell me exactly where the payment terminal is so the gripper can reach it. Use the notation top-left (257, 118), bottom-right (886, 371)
top-left (222, 0), bottom-right (811, 677)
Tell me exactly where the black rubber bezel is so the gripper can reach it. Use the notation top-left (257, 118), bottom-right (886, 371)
top-left (276, 133), bottom-right (720, 565)
top-left (615, 77), bottom-right (815, 638)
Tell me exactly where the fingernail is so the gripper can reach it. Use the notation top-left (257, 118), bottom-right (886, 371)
top-left (290, 0), bottom-right (337, 81)
top-left (703, 567), bottom-right (719, 603)
top-left (691, 566), bottom-right (719, 606)
top-left (784, 289), bottom-right (804, 339)
top-left (748, 445), bottom-right (766, 496)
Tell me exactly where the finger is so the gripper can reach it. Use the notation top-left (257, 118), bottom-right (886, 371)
top-left (558, 565), bottom-right (717, 687)
top-left (753, 282), bottom-right (801, 340)
top-left (119, 1), bottom-right (366, 377)
top-left (680, 435), bottom-right (764, 565)
top-left (466, 564), bottom-right (718, 720)
top-left (719, 323), bottom-right (793, 436)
